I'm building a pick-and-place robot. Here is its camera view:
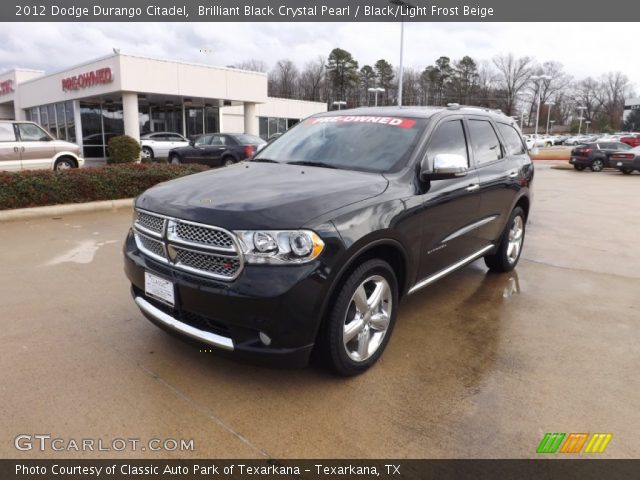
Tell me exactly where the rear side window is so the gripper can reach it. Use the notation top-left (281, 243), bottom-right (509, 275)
top-left (497, 123), bottom-right (526, 155)
top-left (0, 122), bottom-right (16, 141)
top-left (425, 120), bottom-right (469, 166)
top-left (194, 135), bottom-right (212, 146)
top-left (468, 119), bottom-right (503, 165)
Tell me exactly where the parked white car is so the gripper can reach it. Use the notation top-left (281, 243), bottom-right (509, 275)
top-left (523, 134), bottom-right (550, 149)
top-left (140, 132), bottom-right (189, 159)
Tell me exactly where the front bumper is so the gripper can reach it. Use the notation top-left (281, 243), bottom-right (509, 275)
top-left (124, 230), bottom-right (330, 367)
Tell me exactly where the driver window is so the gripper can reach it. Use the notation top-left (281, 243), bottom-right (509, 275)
top-left (194, 135), bottom-right (210, 146)
top-left (425, 120), bottom-right (469, 167)
top-left (18, 123), bottom-right (51, 142)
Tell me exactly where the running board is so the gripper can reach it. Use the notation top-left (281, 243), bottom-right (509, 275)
top-left (408, 244), bottom-right (494, 295)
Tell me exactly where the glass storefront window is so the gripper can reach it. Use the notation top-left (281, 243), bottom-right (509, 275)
top-left (186, 107), bottom-right (204, 138)
top-left (39, 106), bottom-right (48, 130)
top-left (204, 106), bottom-right (219, 134)
top-left (56, 103), bottom-right (67, 142)
top-left (80, 102), bottom-right (105, 158)
top-left (260, 116), bottom-right (300, 140)
top-left (47, 104), bottom-right (57, 138)
top-left (65, 102), bottom-right (75, 143)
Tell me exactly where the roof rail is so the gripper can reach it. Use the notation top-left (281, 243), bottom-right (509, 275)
top-left (445, 104), bottom-right (509, 117)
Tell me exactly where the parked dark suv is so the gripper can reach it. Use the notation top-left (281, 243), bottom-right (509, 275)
top-left (124, 106), bottom-right (533, 375)
top-left (569, 142), bottom-right (632, 172)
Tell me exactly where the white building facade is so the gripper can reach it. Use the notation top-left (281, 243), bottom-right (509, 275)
top-left (0, 52), bottom-right (327, 158)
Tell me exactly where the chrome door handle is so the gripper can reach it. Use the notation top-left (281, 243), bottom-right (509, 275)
top-left (466, 184), bottom-right (480, 192)
top-left (508, 170), bottom-right (518, 178)
top-left (13, 146), bottom-right (18, 152)
top-left (21, 146), bottom-right (25, 152)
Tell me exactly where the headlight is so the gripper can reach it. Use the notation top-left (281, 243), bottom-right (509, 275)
top-left (235, 230), bottom-right (324, 264)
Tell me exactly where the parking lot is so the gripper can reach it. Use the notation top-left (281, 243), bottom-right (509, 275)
top-left (1, 162), bottom-right (639, 459)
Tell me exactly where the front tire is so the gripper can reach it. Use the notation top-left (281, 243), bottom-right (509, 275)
top-left (170, 155), bottom-right (181, 165)
top-left (574, 165), bottom-right (585, 171)
top-left (620, 168), bottom-right (633, 175)
top-left (324, 259), bottom-right (399, 376)
top-left (590, 159), bottom-right (604, 172)
top-left (54, 157), bottom-right (77, 171)
top-left (484, 207), bottom-right (526, 273)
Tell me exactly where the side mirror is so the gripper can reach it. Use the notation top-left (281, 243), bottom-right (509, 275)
top-left (189, 140), bottom-right (195, 146)
top-left (421, 153), bottom-right (468, 181)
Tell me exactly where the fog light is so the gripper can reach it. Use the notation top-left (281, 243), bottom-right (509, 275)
top-left (259, 332), bottom-right (271, 346)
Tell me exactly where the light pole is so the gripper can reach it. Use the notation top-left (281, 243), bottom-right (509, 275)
top-left (550, 120), bottom-right (556, 134)
top-left (545, 101), bottom-right (555, 135)
top-left (332, 101), bottom-right (346, 111)
top-left (585, 120), bottom-right (591, 134)
top-left (368, 87), bottom-right (386, 107)
top-left (390, 0), bottom-right (415, 106)
top-left (530, 75), bottom-right (552, 150)
top-left (515, 92), bottom-right (529, 131)
top-left (577, 106), bottom-right (586, 134)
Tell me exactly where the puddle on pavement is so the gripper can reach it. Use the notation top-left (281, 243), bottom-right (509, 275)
top-left (44, 239), bottom-right (118, 266)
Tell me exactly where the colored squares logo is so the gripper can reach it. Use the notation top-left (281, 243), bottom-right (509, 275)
top-left (537, 433), bottom-right (612, 454)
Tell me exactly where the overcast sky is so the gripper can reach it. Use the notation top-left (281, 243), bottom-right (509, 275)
top-left (0, 22), bottom-right (637, 87)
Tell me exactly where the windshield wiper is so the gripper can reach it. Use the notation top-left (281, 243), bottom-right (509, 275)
top-left (286, 161), bottom-right (338, 169)
top-left (251, 158), bottom-right (280, 163)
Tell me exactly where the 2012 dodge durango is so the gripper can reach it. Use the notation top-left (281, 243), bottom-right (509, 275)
top-left (123, 106), bottom-right (533, 375)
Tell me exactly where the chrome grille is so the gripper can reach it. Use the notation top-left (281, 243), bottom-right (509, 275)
top-left (171, 221), bottom-right (235, 250)
top-left (134, 232), bottom-right (166, 260)
top-left (174, 248), bottom-right (241, 278)
top-left (135, 211), bottom-right (165, 235)
top-left (133, 209), bottom-right (243, 281)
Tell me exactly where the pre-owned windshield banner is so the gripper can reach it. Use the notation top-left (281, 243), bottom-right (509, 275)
top-left (5, 0), bottom-right (640, 22)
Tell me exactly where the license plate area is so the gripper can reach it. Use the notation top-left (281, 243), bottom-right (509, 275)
top-left (145, 271), bottom-right (175, 307)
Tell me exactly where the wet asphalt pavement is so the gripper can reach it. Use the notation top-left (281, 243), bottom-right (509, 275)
top-left (1, 162), bottom-right (639, 459)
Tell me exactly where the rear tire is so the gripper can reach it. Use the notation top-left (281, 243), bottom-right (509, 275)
top-left (223, 157), bottom-right (235, 167)
top-left (484, 207), bottom-right (526, 273)
top-left (323, 259), bottom-right (399, 376)
top-left (590, 159), bottom-right (604, 172)
top-left (574, 165), bottom-right (585, 171)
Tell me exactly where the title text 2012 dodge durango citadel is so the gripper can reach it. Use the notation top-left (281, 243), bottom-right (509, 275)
top-left (123, 106), bottom-right (533, 375)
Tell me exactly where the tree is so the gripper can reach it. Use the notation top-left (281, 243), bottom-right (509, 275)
top-left (374, 59), bottom-right (394, 105)
top-left (269, 59), bottom-right (299, 98)
top-left (492, 53), bottom-right (534, 116)
top-left (326, 48), bottom-right (359, 106)
top-left (452, 56), bottom-right (479, 105)
top-left (359, 65), bottom-right (376, 105)
top-left (599, 72), bottom-right (632, 130)
top-left (233, 59), bottom-right (268, 73)
top-left (623, 108), bottom-right (640, 131)
top-left (299, 56), bottom-right (325, 102)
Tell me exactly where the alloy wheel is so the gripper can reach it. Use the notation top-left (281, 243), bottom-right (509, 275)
top-left (343, 275), bottom-right (392, 362)
top-left (506, 215), bottom-right (524, 264)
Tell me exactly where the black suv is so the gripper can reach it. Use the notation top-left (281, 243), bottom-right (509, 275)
top-left (124, 106), bottom-right (533, 375)
top-left (569, 142), bottom-right (632, 172)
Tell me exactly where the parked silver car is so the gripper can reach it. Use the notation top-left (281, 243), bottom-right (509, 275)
top-left (140, 132), bottom-right (189, 159)
top-left (0, 121), bottom-right (84, 171)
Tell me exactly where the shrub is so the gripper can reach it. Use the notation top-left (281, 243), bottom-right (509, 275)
top-left (107, 135), bottom-right (141, 164)
top-left (0, 163), bottom-right (209, 210)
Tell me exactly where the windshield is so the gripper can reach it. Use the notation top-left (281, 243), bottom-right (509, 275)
top-left (253, 115), bottom-right (427, 172)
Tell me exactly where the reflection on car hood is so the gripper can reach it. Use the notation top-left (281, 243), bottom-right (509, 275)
top-left (136, 162), bottom-right (389, 229)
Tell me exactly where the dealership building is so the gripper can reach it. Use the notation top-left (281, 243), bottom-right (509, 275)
top-left (0, 52), bottom-right (327, 158)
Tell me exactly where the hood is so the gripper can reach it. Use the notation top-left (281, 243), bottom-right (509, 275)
top-left (136, 162), bottom-right (388, 229)
top-left (52, 140), bottom-right (81, 155)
